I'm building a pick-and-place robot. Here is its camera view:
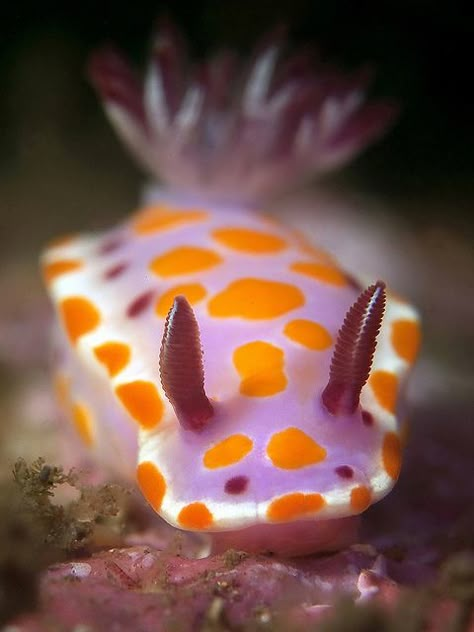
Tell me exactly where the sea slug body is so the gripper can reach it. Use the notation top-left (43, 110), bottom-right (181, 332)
top-left (42, 23), bottom-right (420, 556)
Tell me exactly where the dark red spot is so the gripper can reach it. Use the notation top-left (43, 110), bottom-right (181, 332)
top-left (362, 410), bottom-right (374, 426)
top-left (104, 262), bottom-right (128, 280)
top-left (224, 475), bottom-right (249, 495)
top-left (335, 465), bottom-right (354, 479)
top-left (126, 290), bottom-right (155, 318)
top-left (99, 236), bottom-right (125, 255)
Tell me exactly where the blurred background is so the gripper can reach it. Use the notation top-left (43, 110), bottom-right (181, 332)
top-left (1, 1), bottom-right (473, 243)
top-left (0, 0), bottom-right (472, 449)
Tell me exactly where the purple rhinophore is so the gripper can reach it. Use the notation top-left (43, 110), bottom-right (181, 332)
top-left (321, 281), bottom-right (386, 415)
top-left (159, 296), bottom-right (214, 431)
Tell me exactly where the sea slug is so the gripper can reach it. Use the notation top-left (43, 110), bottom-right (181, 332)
top-left (42, 23), bottom-right (420, 555)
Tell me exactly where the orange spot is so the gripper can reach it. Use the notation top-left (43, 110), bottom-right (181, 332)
top-left (178, 502), bottom-right (214, 530)
top-left (209, 278), bottom-right (304, 320)
top-left (45, 234), bottom-right (76, 249)
top-left (136, 461), bottom-right (166, 512)
top-left (350, 486), bottom-right (372, 512)
top-left (283, 319), bottom-right (332, 350)
top-left (267, 427), bottom-right (327, 469)
top-left (267, 492), bottom-right (325, 521)
top-left (212, 227), bottom-right (286, 254)
top-left (391, 320), bottom-right (421, 363)
top-left (155, 283), bottom-right (207, 317)
top-left (93, 341), bottom-right (131, 377)
top-left (233, 341), bottom-right (286, 397)
top-left (53, 372), bottom-right (70, 410)
top-left (369, 370), bottom-right (398, 413)
top-left (59, 297), bottom-right (101, 344)
top-left (203, 434), bottom-right (253, 469)
top-left (42, 259), bottom-right (83, 284)
top-left (290, 262), bottom-right (348, 286)
top-left (71, 402), bottom-right (94, 446)
top-left (382, 432), bottom-right (402, 479)
top-left (115, 381), bottom-right (163, 429)
top-left (132, 204), bottom-right (208, 235)
top-left (150, 246), bottom-right (222, 277)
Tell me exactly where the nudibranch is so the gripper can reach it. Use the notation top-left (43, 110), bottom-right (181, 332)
top-left (41, 23), bottom-right (420, 556)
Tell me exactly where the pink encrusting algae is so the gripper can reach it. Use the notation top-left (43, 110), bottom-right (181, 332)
top-left (40, 21), bottom-right (420, 556)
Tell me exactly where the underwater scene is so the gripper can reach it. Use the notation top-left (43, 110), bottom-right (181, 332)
top-left (0, 2), bottom-right (473, 630)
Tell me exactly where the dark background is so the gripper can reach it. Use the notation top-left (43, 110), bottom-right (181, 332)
top-left (0, 0), bottom-right (472, 251)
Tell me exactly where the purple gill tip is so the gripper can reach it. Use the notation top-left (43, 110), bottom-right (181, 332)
top-left (159, 296), bottom-right (214, 432)
top-left (88, 20), bottom-right (398, 201)
top-left (321, 281), bottom-right (386, 415)
top-left (88, 46), bottom-right (146, 126)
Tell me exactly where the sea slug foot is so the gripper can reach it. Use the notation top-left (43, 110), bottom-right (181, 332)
top-left (210, 516), bottom-right (360, 557)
